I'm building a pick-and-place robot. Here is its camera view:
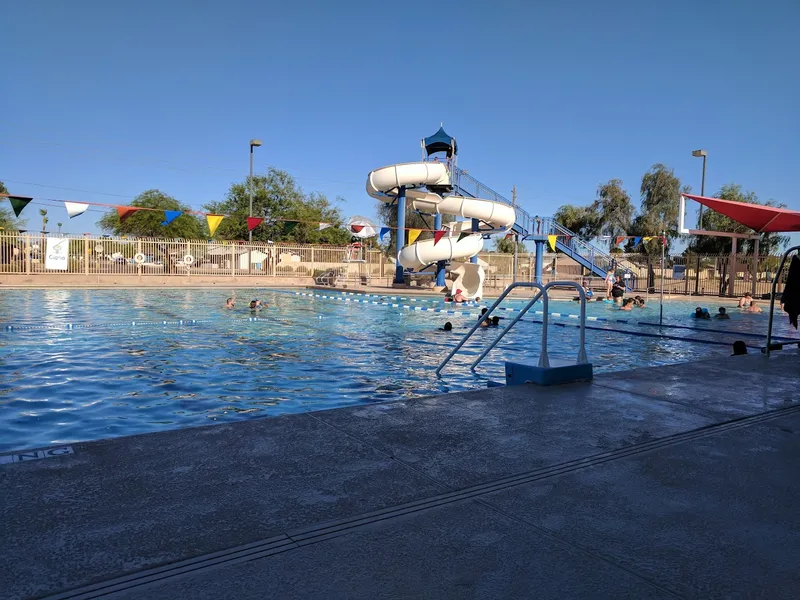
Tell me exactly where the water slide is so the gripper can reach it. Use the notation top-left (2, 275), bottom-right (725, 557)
top-left (366, 162), bottom-right (516, 299)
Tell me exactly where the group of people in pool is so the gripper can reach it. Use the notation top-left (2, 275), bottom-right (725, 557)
top-left (440, 308), bottom-right (501, 332)
top-left (224, 297), bottom-right (266, 312)
top-left (691, 292), bottom-right (765, 320)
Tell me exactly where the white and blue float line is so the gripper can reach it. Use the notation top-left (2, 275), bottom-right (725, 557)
top-left (3, 317), bottom-right (272, 333)
top-left (292, 291), bottom-right (475, 316)
top-left (324, 291), bottom-right (481, 306)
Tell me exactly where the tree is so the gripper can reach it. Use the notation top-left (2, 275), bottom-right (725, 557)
top-left (592, 179), bottom-right (633, 238)
top-left (97, 190), bottom-right (205, 238)
top-left (0, 180), bottom-right (23, 231)
top-left (552, 204), bottom-right (599, 238)
top-left (39, 208), bottom-right (48, 233)
top-left (57, 222), bottom-right (63, 234)
top-left (494, 236), bottom-right (526, 254)
top-left (204, 168), bottom-right (350, 243)
top-left (686, 183), bottom-right (789, 255)
top-left (638, 163), bottom-right (687, 248)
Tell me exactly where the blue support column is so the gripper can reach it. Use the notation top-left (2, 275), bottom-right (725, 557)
top-left (534, 240), bottom-right (545, 283)
top-left (434, 213), bottom-right (446, 287)
top-left (470, 218), bottom-right (479, 264)
top-left (394, 186), bottom-right (406, 285)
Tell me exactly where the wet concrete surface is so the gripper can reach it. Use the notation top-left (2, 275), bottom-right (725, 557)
top-left (2, 351), bottom-right (798, 599)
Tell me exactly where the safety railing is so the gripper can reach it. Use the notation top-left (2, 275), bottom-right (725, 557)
top-left (539, 217), bottom-right (637, 277)
top-left (435, 281), bottom-right (588, 376)
top-left (766, 245), bottom-right (800, 357)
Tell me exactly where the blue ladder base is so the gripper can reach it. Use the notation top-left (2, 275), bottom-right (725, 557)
top-left (486, 380), bottom-right (505, 388)
top-left (505, 359), bottom-right (594, 386)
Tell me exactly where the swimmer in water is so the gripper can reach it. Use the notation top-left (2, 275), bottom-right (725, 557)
top-left (744, 299), bottom-right (762, 313)
top-left (439, 321), bottom-right (453, 331)
top-left (715, 307), bottom-right (730, 319)
top-left (490, 316), bottom-right (501, 327)
top-left (225, 297), bottom-right (235, 309)
top-left (738, 292), bottom-right (752, 308)
top-left (452, 289), bottom-right (466, 303)
top-left (620, 298), bottom-right (634, 311)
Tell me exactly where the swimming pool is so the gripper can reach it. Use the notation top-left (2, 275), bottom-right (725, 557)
top-left (1, 288), bottom-right (795, 452)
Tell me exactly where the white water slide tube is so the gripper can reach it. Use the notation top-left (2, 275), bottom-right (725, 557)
top-left (366, 162), bottom-right (516, 275)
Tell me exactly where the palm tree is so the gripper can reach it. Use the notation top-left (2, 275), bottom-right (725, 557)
top-left (57, 222), bottom-right (63, 234)
top-left (39, 208), bottom-right (48, 233)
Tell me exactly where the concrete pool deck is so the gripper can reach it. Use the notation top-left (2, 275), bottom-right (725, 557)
top-left (2, 351), bottom-right (799, 599)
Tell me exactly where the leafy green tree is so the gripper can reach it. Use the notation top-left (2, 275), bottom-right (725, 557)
top-left (97, 190), bottom-right (205, 238)
top-left (494, 236), bottom-right (526, 254)
top-left (638, 163), bottom-right (687, 249)
top-left (204, 168), bottom-right (350, 243)
top-left (686, 183), bottom-right (788, 254)
top-left (39, 208), bottom-right (48, 233)
top-left (0, 180), bottom-right (24, 231)
top-left (593, 179), bottom-right (633, 238)
top-left (552, 204), bottom-right (599, 238)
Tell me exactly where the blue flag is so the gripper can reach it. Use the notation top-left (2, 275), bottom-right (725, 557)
top-left (633, 236), bottom-right (642, 247)
top-left (379, 227), bottom-right (391, 242)
top-left (161, 210), bottom-right (182, 226)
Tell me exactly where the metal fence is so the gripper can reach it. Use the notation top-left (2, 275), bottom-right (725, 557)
top-left (0, 233), bottom-right (788, 296)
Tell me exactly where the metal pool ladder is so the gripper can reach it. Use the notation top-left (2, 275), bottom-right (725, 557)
top-left (435, 281), bottom-right (589, 376)
top-left (766, 244), bottom-right (800, 357)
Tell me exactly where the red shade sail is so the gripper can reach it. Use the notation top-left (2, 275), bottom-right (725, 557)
top-left (683, 194), bottom-right (800, 233)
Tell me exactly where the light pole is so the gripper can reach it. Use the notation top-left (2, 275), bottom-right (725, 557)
top-left (248, 139), bottom-right (262, 243)
top-left (691, 150), bottom-right (707, 295)
top-left (691, 149), bottom-right (707, 224)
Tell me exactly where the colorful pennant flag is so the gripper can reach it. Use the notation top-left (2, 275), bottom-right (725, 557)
top-left (457, 232), bottom-right (472, 243)
top-left (117, 206), bottom-right (139, 223)
top-left (433, 230), bottom-right (446, 245)
top-left (7, 195), bottom-right (33, 217)
top-left (504, 233), bottom-right (514, 240)
top-left (351, 224), bottom-right (364, 234)
top-left (283, 221), bottom-right (297, 233)
top-left (64, 202), bottom-right (89, 219)
top-left (379, 227), bottom-right (390, 242)
top-left (547, 235), bottom-right (557, 252)
top-left (247, 217), bottom-right (264, 232)
top-left (162, 210), bottom-right (182, 226)
top-left (206, 214), bottom-right (225, 237)
top-left (643, 236), bottom-right (653, 242)
top-left (407, 229), bottom-right (422, 245)
top-left (614, 236), bottom-right (626, 246)
top-left (633, 236), bottom-right (642, 246)
top-left (319, 222), bottom-right (332, 230)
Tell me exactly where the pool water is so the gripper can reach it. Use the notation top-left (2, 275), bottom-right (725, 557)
top-left (0, 288), bottom-right (795, 452)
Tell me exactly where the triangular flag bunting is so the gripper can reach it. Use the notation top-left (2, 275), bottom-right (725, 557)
top-left (614, 236), bottom-right (626, 246)
top-left (283, 221), bottom-right (297, 233)
top-left (547, 235), bottom-right (557, 252)
top-left (351, 224), bottom-right (364, 233)
top-left (457, 232), bottom-right (472, 243)
top-left (407, 229), bottom-right (422, 245)
top-left (318, 222), bottom-right (332, 230)
top-left (660, 236), bottom-right (667, 246)
top-left (433, 230), bottom-right (446, 245)
top-left (247, 217), bottom-right (264, 232)
top-left (379, 227), bottom-right (390, 242)
top-left (206, 214), bottom-right (225, 237)
top-left (117, 206), bottom-right (139, 223)
top-left (643, 236), bottom-right (653, 242)
top-left (633, 236), bottom-right (642, 246)
top-left (504, 233), bottom-right (514, 240)
top-left (162, 210), bottom-right (182, 226)
top-left (7, 196), bottom-right (33, 217)
top-left (64, 201), bottom-right (89, 219)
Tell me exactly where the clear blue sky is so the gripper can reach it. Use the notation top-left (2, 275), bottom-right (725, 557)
top-left (2, 0), bottom-right (798, 245)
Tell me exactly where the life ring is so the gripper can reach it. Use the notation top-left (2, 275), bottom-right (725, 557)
top-left (133, 253), bottom-right (146, 264)
top-left (183, 254), bottom-right (195, 266)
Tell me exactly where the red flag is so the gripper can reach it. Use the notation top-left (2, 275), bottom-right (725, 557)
top-left (117, 206), bottom-right (138, 223)
top-left (614, 236), bottom-right (626, 246)
top-left (433, 230), bottom-right (446, 245)
top-left (247, 217), bottom-right (264, 232)
top-left (504, 233), bottom-right (513, 240)
top-left (351, 224), bottom-right (364, 233)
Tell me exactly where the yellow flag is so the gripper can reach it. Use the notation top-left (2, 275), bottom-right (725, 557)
top-left (643, 236), bottom-right (653, 242)
top-left (407, 229), bottom-right (422, 245)
top-left (547, 235), bottom-right (557, 252)
top-left (206, 214), bottom-right (224, 237)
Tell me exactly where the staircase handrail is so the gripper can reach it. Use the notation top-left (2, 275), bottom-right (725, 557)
top-left (540, 217), bottom-right (637, 275)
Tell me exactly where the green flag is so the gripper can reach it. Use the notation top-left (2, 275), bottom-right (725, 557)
top-left (8, 196), bottom-right (33, 217)
top-left (457, 231), bottom-right (472, 243)
top-left (283, 221), bottom-right (298, 233)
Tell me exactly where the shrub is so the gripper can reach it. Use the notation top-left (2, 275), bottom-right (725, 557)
top-left (276, 265), bottom-right (295, 275)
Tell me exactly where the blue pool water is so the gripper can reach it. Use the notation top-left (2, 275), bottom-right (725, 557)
top-left (1, 288), bottom-right (795, 452)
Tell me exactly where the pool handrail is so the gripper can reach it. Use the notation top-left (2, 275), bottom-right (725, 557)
top-left (766, 245), bottom-right (800, 357)
top-left (469, 281), bottom-right (588, 372)
top-left (435, 282), bottom-right (545, 375)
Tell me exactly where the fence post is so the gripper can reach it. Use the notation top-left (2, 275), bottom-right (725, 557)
top-left (231, 245), bottom-right (236, 278)
top-left (24, 234), bottom-right (31, 274)
top-left (84, 237), bottom-right (89, 275)
top-left (311, 247), bottom-right (315, 278)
